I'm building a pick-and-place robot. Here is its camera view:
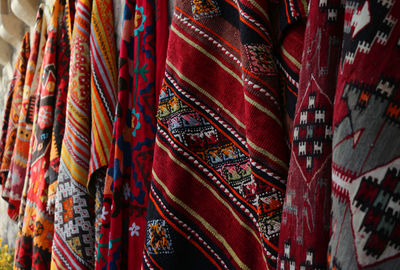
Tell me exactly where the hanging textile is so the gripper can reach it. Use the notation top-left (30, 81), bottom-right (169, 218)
top-left (51, 0), bottom-right (95, 268)
top-left (0, 32), bottom-right (30, 186)
top-left (275, 0), bottom-right (307, 139)
top-left (89, 0), bottom-right (117, 189)
top-left (329, 0), bottom-right (400, 269)
top-left (89, 0), bottom-right (118, 259)
top-left (96, 0), bottom-right (168, 268)
top-left (143, 1), bottom-right (288, 269)
top-left (3, 6), bottom-right (48, 221)
top-left (277, 0), bottom-right (343, 268)
top-left (47, 0), bottom-right (75, 211)
top-left (14, 1), bottom-right (67, 269)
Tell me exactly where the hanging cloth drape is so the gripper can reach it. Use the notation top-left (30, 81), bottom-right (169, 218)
top-left (329, 0), bottom-right (400, 268)
top-left (96, 0), bottom-right (168, 268)
top-left (143, 1), bottom-right (288, 269)
top-left (4, 6), bottom-right (48, 221)
top-left (0, 33), bottom-right (30, 186)
top-left (277, 0), bottom-right (343, 268)
top-left (51, 0), bottom-right (95, 268)
top-left (14, 1), bottom-right (67, 269)
top-left (89, 0), bottom-right (118, 260)
top-left (47, 0), bottom-right (75, 211)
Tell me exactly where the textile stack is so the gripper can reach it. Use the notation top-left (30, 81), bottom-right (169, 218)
top-left (0, 0), bottom-right (399, 269)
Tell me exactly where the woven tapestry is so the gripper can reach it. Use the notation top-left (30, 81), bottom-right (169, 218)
top-left (143, 1), bottom-right (288, 269)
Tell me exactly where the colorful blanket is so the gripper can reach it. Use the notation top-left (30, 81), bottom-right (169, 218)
top-left (143, 1), bottom-right (288, 269)
top-left (51, 0), bottom-right (95, 268)
top-left (0, 32), bottom-right (30, 186)
top-left (4, 6), bottom-right (47, 221)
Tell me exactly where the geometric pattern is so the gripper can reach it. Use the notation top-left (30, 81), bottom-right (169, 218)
top-left (191, 0), bottom-right (221, 20)
top-left (349, 158), bottom-right (400, 265)
top-left (145, 219), bottom-right (174, 255)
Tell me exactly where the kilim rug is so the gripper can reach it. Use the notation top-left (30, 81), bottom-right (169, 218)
top-left (14, 1), bottom-right (67, 269)
top-left (0, 33), bottom-right (30, 186)
top-left (51, 0), bottom-right (95, 268)
top-left (4, 6), bottom-right (48, 221)
top-left (143, 0), bottom-right (289, 269)
top-left (47, 0), bottom-right (75, 212)
top-left (277, 0), bottom-right (343, 268)
top-left (95, 0), bottom-right (168, 268)
top-left (329, 0), bottom-right (400, 268)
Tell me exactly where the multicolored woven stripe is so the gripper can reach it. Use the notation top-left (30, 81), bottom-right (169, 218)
top-left (277, 0), bottom-right (343, 268)
top-left (51, 0), bottom-right (95, 268)
top-left (89, 0), bottom-right (118, 262)
top-left (96, 0), bottom-right (168, 268)
top-left (0, 32), bottom-right (30, 186)
top-left (89, 0), bottom-right (117, 188)
top-left (330, 0), bottom-right (400, 268)
top-left (143, 1), bottom-right (288, 269)
top-left (14, 1), bottom-right (66, 269)
top-left (4, 7), bottom-right (47, 221)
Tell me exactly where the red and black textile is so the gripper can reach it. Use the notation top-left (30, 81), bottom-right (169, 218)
top-left (330, 0), bottom-right (400, 268)
top-left (277, 0), bottom-right (343, 268)
top-left (95, 0), bottom-right (169, 268)
top-left (0, 32), bottom-right (30, 185)
top-left (143, 1), bottom-right (288, 269)
top-left (275, 0), bottom-right (308, 139)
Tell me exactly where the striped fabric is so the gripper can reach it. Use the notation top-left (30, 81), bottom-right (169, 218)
top-left (95, 0), bottom-right (168, 268)
top-left (89, 0), bottom-right (118, 261)
top-left (143, 1), bottom-right (288, 269)
top-left (0, 32), bottom-right (30, 186)
top-left (51, 0), bottom-right (95, 268)
top-left (89, 0), bottom-right (117, 189)
top-left (14, 1), bottom-right (65, 269)
top-left (4, 7), bottom-right (48, 221)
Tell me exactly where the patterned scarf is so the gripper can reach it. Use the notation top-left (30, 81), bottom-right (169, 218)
top-left (51, 0), bottom-right (95, 268)
top-left (4, 6), bottom-right (48, 221)
top-left (143, 1), bottom-right (288, 269)
top-left (330, 0), bottom-right (400, 269)
top-left (0, 33), bottom-right (30, 186)
top-left (96, 1), bottom-right (168, 268)
top-left (14, 1), bottom-right (67, 269)
top-left (277, 0), bottom-right (343, 268)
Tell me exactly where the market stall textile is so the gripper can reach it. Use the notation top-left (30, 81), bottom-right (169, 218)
top-left (47, 0), bottom-right (75, 211)
top-left (329, 0), bottom-right (400, 268)
top-left (14, 1), bottom-right (69, 269)
top-left (143, 0), bottom-right (288, 269)
top-left (277, 0), bottom-right (343, 268)
top-left (51, 0), bottom-right (95, 268)
top-left (89, 0), bottom-right (118, 260)
top-left (3, 6), bottom-right (48, 221)
top-left (95, 0), bottom-right (168, 268)
top-left (0, 33), bottom-right (30, 186)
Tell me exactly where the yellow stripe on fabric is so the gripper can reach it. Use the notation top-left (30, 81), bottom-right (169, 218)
top-left (171, 25), bottom-right (243, 85)
top-left (280, 45), bottom-right (301, 69)
top-left (167, 60), bottom-right (246, 129)
top-left (156, 139), bottom-right (266, 262)
top-left (244, 94), bottom-right (282, 127)
top-left (153, 169), bottom-right (251, 270)
top-left (247, 139), bottom-right (288, 170)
